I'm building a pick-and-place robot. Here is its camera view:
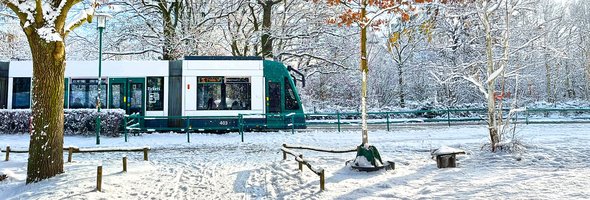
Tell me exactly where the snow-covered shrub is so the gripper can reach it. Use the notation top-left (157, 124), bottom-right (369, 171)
top-left (0, 109), bottom-right (31, 134)
top-left (64, 109), bottom-right (125, 137)
top-left (0, 109), bottom-right (125, 136)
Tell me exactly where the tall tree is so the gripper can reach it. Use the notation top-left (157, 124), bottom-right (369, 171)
top-left (314, 0), bottom-right (438, 166)
top-left (258, 0), bottom-right (282, 58)
top-left (2, 0), bottom-right (98, 183)
top-left (385, 15), bottom-right (433, 108)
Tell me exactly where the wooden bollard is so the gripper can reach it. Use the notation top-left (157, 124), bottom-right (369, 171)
top-left (97, 165), bottom-right (103, 192)
top-left (319, 169), bottom-right (325, 191)
top-left (143, 148), bottom-right (148, 161)
top-left (298, 155), bottom-right (303, 171)
top-left (122, 156), bottom-right (127, 172)
top-left (5, 146), bottom-right (10, 161)
top-left (67, 147), bottom-right (73, 162)
top-left (282, 144), bottom-right (287, 160)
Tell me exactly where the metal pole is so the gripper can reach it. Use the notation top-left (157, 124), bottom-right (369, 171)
top-left (386, 113), bottom-right (390, 132)
top-left (337, 111), bottom-right (341, 132)
top-left (447, 108), bottom-right (451, 127)
top-left (526, 109), bottom-right (529, 125)
top-left (186, 116), bottom-right (190, 143)
top-left (124, 116), bottom-right (128, 142)
top-left (291, 114), bottom-right (295, 135)
top-left (96, 27), bottom-right (104, 145)
top-left (239, 114), bottom-right (244, 142)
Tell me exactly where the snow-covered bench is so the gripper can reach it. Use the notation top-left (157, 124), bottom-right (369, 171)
top-left (431, 146), bottom-right (465, 168)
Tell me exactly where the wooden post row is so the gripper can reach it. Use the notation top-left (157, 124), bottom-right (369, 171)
top-left (319, 169), bottom-right (325, 191)
top-left (143, 148), bottom-right (149, 161)
top-left (97, 166), bottom-right (103, 192)
top-left (123, 156), bottom-right (127, 172)
top-left (5, 146), bottom-right (9, 161)
top-left (68, 147), bottom-right (73, 162)
top-left (298, 155), bottom-right (303, 171)
top-left (282, 144), bottom-right (287, 160)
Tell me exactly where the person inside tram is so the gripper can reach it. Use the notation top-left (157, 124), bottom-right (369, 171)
top-left (231, 100), bottom-right (241, 110)
top-left (207, 97), bottom-right (216, 110)
top-left (71, 97), bottom-right (83, 108)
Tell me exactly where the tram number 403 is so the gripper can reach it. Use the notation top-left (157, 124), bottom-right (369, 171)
top-left (219, 121), bottom-right (229, 126)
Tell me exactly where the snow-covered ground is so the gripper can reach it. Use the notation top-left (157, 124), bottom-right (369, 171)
top-left (1, 124), bottom-right (589, 199)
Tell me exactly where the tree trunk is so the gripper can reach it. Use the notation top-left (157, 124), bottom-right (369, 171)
top-left (545, 57), bottom-right (553, 103)
top-left (586, 56), bottom-right (590, 100)
top-left (482, 8), bottom-right (499, 152)
top-left (25, 33), bottom-right (66, 183)
top-left (360, 0), bottom-right (368, 145)
top-left (397, 63), bottom-right (405, 108)
top-left (163, 13), bottom-right (177, 60)
top-left (161, 1), bottom-right (179, 60)
top-left (260, 1), bottom-right (275, 59)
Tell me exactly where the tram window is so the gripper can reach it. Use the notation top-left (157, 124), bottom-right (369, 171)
top-left (268, 82), bottom-right (281, 113)
top-left (226, 78), bottom-right (251, 110)
top-left (284, 77), bottom-right (299, 110)
top-left (196, 77), bottom-right (251, 110)
top-left (1, 77), bottom-right (8, 109)
top-left (147, 77), bottom-right (164, 111)
top-left (197, 76), bottom-right (222, 110)
top-left (69, 79), bottom-right (106, 109)
top-left (12, 77), bottom-right (31, 109)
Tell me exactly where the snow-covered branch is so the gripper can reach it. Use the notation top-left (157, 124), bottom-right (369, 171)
top-left (64, 7), bottom-right (96, 37)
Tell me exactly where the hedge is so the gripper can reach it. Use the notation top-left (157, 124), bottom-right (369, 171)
top-left (0, 109), bottom-right (125, 137)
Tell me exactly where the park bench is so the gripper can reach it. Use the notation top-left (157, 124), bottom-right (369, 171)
top-left (431, 146), bottom-right (465, 168)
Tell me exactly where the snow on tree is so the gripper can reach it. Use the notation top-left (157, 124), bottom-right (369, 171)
top-left (1, 0), bottom-right (100, 183)
top-left (312, 0), bottom-right (444, 167)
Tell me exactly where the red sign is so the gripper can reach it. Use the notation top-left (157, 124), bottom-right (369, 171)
top-left (198, 76), bottom-right (223, 83)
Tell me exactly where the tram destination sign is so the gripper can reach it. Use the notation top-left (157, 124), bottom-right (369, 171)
top-left (198, 76), bottom-right (223, 83)
top-left (225, 77), bottom-right (249, 83)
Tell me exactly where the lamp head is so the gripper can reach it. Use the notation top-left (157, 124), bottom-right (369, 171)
top-left (95, 13), bottom-right (112, 29)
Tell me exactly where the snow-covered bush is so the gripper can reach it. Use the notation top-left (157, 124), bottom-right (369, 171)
top-left (0, 109), bottom-right (30, 134)
top-left (0, 109), bottom-right (125, 136)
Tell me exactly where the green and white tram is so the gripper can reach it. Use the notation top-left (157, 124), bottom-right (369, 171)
top-left (0, 56), bottom-right (306, 131)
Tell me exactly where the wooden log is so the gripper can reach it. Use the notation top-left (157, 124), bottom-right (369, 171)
top-left (5, 146), bottom-right (9, 161)
top-left (319, 169), bottom-right (325, 191)
top-left (97, 166), bottom-right (103, 192)
top-left (283, 144), bottom-right (357, 153)
top-left (1, 147), bottom-right (148, 153)
top-left (123, 156), bottom-right (127, 172)
top-left (68, 147), bottom-right (73, 163)
top-left (143, 148), bottom-right (148, 161)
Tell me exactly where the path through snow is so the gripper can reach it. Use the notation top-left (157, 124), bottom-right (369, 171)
top-left (1, 124), bottom-right (589, 199)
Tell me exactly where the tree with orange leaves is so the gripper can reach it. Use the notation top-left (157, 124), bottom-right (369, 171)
top-left (313, 0), bottom-right (438, 168)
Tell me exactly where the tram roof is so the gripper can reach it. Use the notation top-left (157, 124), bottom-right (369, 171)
top-left (184, 56), bottom-right (263, 61)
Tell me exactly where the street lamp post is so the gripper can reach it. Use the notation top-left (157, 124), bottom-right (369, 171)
top-left (95, 13), bottom-right (111, 145)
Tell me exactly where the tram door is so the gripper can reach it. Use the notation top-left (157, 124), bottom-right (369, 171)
top-left (109, 78), bottom-right (145, 115)
top-left (266, 81), bottom-right (284, 128)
